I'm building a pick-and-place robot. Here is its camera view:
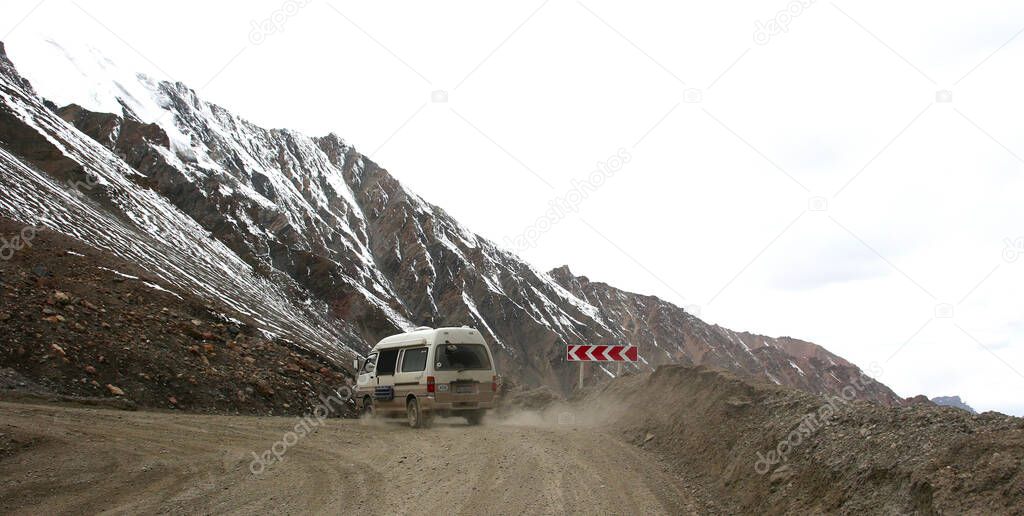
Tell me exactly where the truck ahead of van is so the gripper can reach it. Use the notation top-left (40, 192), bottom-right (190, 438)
top-left (352, 326), bottom-right (498, 428)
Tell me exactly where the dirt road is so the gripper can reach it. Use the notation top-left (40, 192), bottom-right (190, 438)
top-left (0, 402), bottom-right (708, 514)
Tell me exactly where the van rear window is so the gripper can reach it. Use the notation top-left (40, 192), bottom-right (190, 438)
top-left (435, 344), bottom-right (491, 371)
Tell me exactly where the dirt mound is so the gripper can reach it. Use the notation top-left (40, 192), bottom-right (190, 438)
top-left (0, 218), bottom-right (354, 417)
top-left (583, 365), bottom-right (1024, 514)
top-left (492, 373), bottom-right (563, 416)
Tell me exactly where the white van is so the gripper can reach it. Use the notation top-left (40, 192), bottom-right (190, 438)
top-left (352, 326), bottom-right (498, 428)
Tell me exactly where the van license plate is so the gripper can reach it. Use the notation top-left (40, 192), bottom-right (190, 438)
top-left (456, 385), bottom-right (475, 394)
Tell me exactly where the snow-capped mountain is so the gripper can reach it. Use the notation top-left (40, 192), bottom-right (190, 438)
top-left (0, 40), bottom-right (902, 403)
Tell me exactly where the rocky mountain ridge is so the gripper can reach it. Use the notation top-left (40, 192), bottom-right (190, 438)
top-left (0, 40), bottom-right (902, 404)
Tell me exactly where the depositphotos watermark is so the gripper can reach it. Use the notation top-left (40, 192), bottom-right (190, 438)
top-left (65, 173), bottom-right (102, 195)
top-left (753, 362), bottom-right (883, 476)
top-left (752, 0), bottom-right (817, 45)
top-left (504, 148), bottom-right (631, 251)
top-left (0, 225), bottom-right (40, 261)
top-left (1003, 236), bottom-right (1024, 263)
top-left (248, 0), bottom-right (314, 45)
top-left (249, 387), bottom-right (352, 475)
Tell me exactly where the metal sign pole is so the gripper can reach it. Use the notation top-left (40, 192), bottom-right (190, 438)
top-left (568, 345), bottom-right (638, 388)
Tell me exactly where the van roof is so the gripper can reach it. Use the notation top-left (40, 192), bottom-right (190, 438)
top-left (372, 326), bottom-right (485, 350)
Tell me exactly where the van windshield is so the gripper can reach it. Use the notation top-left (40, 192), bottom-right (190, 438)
top-left (435, 344), bottom-right (491, 371)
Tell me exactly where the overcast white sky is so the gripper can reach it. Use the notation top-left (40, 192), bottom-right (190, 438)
top-left (3, 0), bottom-right (1023, 415)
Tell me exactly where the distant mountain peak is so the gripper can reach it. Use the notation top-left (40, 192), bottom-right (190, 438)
top-left (931, 395), bottom-right (977, 414)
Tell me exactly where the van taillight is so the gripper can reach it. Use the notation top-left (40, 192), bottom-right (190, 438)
top-left (427, 376), bottom-right (435, 393)
top-left (491, 375), bottom-right (498, 392)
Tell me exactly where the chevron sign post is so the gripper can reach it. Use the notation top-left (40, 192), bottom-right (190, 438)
top-left (567, 345), bottom-right (639, 389)
top-left (566, 345), bottom-right (638, 362)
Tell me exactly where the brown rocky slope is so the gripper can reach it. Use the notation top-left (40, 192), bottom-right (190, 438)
top-left (0, 217), bottom-right (352, 416)
top-left (580, 365), bottom-right (1024, 514)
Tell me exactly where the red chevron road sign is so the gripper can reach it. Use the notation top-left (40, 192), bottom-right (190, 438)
top-left (566, 345), bottom-right (638, 362)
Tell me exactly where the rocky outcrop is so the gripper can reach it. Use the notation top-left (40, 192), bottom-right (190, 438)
top-left (0, 217), bottom-right (351, 416)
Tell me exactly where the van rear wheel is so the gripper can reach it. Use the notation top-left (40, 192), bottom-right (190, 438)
top-left (406, 398), bottom-right (432, 429)
top-left (361, 396), bottom-right (375, 418)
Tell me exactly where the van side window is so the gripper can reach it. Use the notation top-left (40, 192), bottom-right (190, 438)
top-left (400, 347), bottom-right (428, 372)
top-left (377, 349), bottom-right (399, 375)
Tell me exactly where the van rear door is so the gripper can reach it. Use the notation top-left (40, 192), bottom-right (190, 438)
top-left (432, 343), bottom-right (495, 406)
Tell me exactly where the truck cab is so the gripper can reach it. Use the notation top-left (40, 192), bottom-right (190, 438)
top-left (353, 326), bottom-right (498, 428)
